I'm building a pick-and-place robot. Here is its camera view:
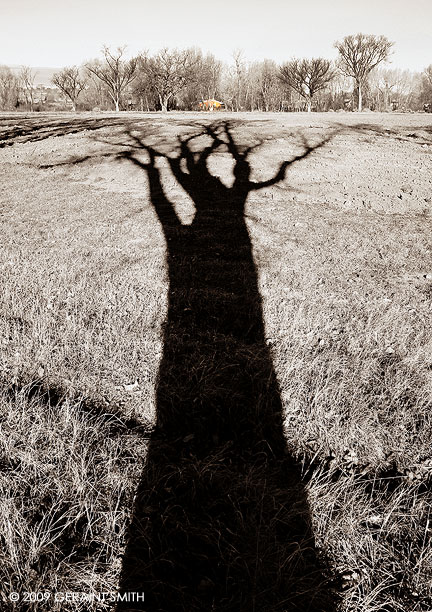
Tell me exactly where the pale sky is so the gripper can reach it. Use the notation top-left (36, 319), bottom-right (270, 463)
top-left (1, 0), bottom-right (431, 72)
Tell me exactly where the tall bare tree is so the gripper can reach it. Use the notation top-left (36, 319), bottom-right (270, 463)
top-left (420, 64), bottom-right (432, 108)
top-left (220, 51), bottom-right (246, 112)
top-left (131, 53), bottom-right (154, 111)
top-left (140, 48), bottom-right (197, 112)
top-left (334, 33), bottom-right (394, 111)
top-left (423, 64), bottom-right (432, 87)
top-left (193, 50), bottom-right (222, 101)
top-left (423, 65), bottom-right (432, 94)
top-left (232, 49), bottom-right (245, 111)
top-left (279, 58), bottom-right (334, 112)
top-left (177, 50), bottom-right (223, 110)
top-left (52, 66), bottom-right (87, 111)
top-left (19, 66), bottom-right (36, 111)
top-left (257, 59), bottom-right (281, 111)
top-left (0, 66), bottom-right (19, 110)
top-left (369, 67), bottom-right (416, 111)
top-left (86, 46), bottom-right (137, 112)
top-left (83, 69), bottom-right (112, 110)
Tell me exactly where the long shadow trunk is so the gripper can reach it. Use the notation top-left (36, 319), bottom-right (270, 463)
top-left (117, 123), bottom-right (337, 611)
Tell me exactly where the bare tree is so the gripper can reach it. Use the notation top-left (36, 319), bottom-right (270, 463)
top-left (0, 66), bottom-right (19, 110)
top-left (279, 58), bottom-right (334, 112)
top-left (334, 33), bottom-right (394, 111)
top-left (193, 50), bottom-right (222, 101)
top-left (131, 53), bottom-right (155, 111)
top-left (177, 49), bottom-right (223, 110)
top-left (86, 46), bottom-right (137, 112)
top-left (323, 70), bottom-right (353, 111)
top-left (369, 67), bottom-right (416, 111)
top-left (141, 48), bottom-right (197, 112)
top-left (423, 64), bottom-right (432, 87)
top-left (83, 69), bottom-right (112, 110)
top-left (19, 66), bottom-right (36, 111)
top-left (420, 65), bottom-right (432, 109)
top-left (258, 59), bottom-right (281, 111)
top-left (232, 49), bottom-right (245, 111)
top-left (220, 51), bottom-right (246, 112)
top-left (239, 62), bottom-right (261, 111)
top-left (52, 66), bottom-right (87, 111)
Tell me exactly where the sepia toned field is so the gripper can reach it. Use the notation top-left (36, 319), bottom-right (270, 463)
top-left (1, 111), bottom-right (432, 611)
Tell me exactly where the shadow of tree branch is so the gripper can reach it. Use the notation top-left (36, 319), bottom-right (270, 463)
top-left (0, 116), bottom-right (126, 148)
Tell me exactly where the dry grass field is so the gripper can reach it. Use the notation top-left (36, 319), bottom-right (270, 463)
top-left (1, 111), bottom-right (432, 611)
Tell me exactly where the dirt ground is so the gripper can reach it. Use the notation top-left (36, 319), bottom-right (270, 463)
top-left (1, 111), bottom-right (432, 215)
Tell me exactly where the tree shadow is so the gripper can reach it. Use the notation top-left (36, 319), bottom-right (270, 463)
top-left (351, 122), bottom-right (432, 147)
top-left (0, 116), bottom-right (125, 147)
top-left (115, 121), bottom-right (339, 611)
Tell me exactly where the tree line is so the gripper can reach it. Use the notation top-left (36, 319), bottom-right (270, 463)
top-left (1, 34), bottom-right (432, 113)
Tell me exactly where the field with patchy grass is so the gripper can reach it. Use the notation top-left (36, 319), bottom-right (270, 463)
top-left (1, 111), bottom-right (432, 611)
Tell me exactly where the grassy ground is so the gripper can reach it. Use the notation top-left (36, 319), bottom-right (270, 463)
top-left (1, 112), bottom-right (432, 611)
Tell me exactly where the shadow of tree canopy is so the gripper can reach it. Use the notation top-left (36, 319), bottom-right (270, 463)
top-left (352, 122), bottom-right (432, 147)
top-left (0, 116), bottom-right (125, 148)
top-left (115, 121), bottom-right (339, 611)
